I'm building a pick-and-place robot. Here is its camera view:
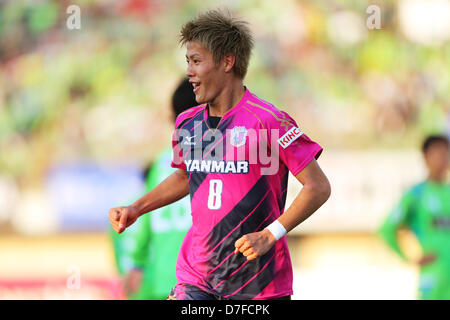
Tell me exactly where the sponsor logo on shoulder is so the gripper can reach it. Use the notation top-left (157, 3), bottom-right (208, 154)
top-left (277, 127), bottom-right (303, 149)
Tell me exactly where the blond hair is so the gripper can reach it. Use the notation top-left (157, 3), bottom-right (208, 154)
top-left (180, 9), bottom-right (254, 79)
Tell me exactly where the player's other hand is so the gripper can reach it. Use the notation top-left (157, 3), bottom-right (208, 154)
top-left (234, 229), bottom-right (276, 261)
top-left (123, 268), bottom-right (143, 298)
top-left (108, 206), bottom-right (139, 233)
top-left (418, 253), bottom-right (437, 266)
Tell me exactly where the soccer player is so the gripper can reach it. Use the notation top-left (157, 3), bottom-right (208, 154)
top-left (110, 78), bottom-right (197, 299)
top-left (379, 135), bottom-right (450, 300)
top-left (109, 9), bottom-right (331, 300)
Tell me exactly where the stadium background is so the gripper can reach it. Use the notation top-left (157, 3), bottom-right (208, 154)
top-left (0, 0), bottom-right (449, 299)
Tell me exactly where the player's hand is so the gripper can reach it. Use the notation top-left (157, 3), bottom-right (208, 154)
top-left (123, 268), bottom-right (143, 297)
top-left (418, 253), bottom-right (437, 266)
top-left (108, 206), bottom-right (140, 233)
top-left (234, 229), bottom-right (276, 261)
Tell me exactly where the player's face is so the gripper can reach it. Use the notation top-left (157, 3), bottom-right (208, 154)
top-left (185, 41), bottom-right (226, 105)
top-left (425, 142), bottom-right (449, 175)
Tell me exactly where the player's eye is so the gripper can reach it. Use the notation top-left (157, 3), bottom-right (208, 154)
top-left (186, 58), bottom-right (200, 65)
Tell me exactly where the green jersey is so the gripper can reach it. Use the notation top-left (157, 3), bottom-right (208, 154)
top-left (110, 149), bottom-right (191, 299)
top-left (378, 180), bottom-right (450, 299)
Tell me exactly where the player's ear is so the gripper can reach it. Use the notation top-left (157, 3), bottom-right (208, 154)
top-left (223, 54), bottom-right (236, 73)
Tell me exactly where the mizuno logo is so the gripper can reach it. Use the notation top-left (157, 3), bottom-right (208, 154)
top-left (183, 135), bottom-right (197, 146)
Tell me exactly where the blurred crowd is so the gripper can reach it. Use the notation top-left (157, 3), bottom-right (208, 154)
top-left (0, 0), bottom-right (449, 300)
top-left (0, 0), bottom-right (449, 232)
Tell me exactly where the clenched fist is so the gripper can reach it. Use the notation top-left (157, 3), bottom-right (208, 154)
top-left (108, 206), bottom-right (140, 233)
top-left (234, 229), bottom-right (277, 261)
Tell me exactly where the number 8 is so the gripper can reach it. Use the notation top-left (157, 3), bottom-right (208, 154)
top-left (208, 179), bottom-right (223, 210)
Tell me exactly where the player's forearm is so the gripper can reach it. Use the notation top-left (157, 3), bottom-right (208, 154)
top-left (130, 169), bottom-right (189, 216)
top-left (277, 179), bottom-right (331, 233)
top-left (378, 223), bottom-right (407, 260)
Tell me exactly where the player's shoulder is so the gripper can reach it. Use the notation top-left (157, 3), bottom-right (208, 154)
top-left (174, 104), bottom-right (206, 129)
top-left (411, 182), bottom-right (427, 194)
top-left (243, 91), bottom-right (295, 129)
top-left (244, 91), bottom-right (284, 119)
top-left (403, 182), bottom-right (427, 200)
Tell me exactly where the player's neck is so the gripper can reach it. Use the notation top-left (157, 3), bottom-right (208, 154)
top-left (208, 80), bottom-right (245, 117)
top-left (427, 170), bottom-right (446, 184)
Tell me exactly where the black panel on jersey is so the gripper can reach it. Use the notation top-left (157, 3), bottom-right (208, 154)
top-left (188, 171), bottom-right (208, 201)
top-left (176, 117), bottom-right (193, 130)
top-left (184, 116), bottom-right (233, 199)
top-left (220, 247), bottom-right (276, 299)
top-left (207, 175), bottom-right (272, 249)
top-left (204, 175), bottom-right (278, 298)
top-left (207, 116), bottom-right (222, 129)
top-left (278, 170), bottom-right (289, 213)
top-left (176, 107), bottom-right (204, 130)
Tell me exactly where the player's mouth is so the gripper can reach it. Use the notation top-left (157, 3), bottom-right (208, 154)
top-left (191, 81), bottom-right (201, 94)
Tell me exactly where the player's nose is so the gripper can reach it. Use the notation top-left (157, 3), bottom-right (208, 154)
top-left (185, 63), bottom-right (195, 78)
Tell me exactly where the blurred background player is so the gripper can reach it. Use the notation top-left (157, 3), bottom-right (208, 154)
top-left (110, 78), bottom-right (197, 299)
top-left (378, 134), bottom-right (450, 300)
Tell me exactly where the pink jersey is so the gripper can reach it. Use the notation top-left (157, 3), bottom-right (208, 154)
top-left (171, 88), bottom-right (322, 299)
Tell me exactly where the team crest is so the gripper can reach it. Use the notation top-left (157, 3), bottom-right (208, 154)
top-left (230, 126), bottom-right (248, 147)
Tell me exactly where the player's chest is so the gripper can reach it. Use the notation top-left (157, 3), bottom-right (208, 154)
top-left (418, 189), bottom-right (450, 230)
top-left (179, 120), bottom-right (262, 162)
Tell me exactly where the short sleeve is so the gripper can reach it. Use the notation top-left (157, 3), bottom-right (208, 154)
top-left (385, 189), bottom-right (416, 226)
top-left (170, 124), bottom-right (187, 170)
top-left (267, 111), bottom-right (323, 176)
top-left (169, 106), bottom-right (205, 171)
top-left (377, 188), bottom-right (417, 260)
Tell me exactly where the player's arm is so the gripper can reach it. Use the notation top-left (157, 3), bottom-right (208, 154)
top-left (122, 213), bottom-right (151, 297)
top-left (235, 159), bottom-right (330, 260)
top-left (109, 168), bottom-right (189, 233)
top-left (377, 193), bottom-right (414, 261)
top-left (277, 158), bottom-right (330, 232)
